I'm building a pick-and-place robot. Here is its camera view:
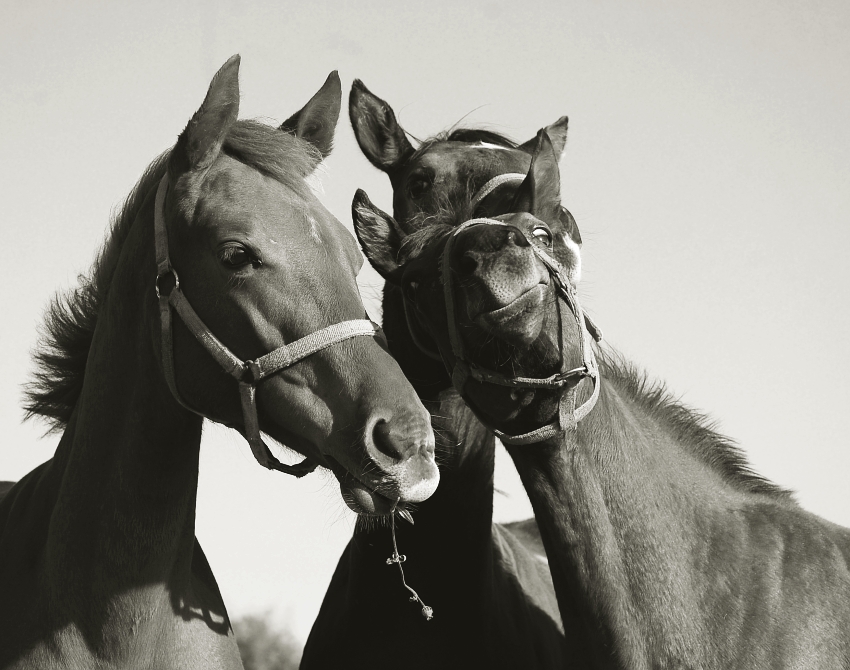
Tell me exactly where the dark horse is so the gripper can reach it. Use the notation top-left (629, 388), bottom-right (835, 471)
top-left (0, 58), bottom-right (439, 669)
top-left (351, 122), bottom-right (850, 668)
top-left (301, 83), bottom-right (572, 669)
top-left (302, 387), bottom-right (565, 669)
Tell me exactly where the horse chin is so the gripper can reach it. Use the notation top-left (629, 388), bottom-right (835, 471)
top-left (472, 284), bottom-right (547, 347)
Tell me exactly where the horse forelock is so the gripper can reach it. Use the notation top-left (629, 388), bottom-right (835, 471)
top-left (221, 120), bottom-right (321, 200)
top-left (24, 119), bottom-right (323, 432)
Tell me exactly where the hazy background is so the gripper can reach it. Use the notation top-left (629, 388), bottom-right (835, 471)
top-left (2, 0), bottom-right (848, 643)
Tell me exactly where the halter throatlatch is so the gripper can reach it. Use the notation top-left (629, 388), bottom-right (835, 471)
top-left (154, 174), bottom-right (383, 477)
top-left (435, 173), bottom-right (603, 445)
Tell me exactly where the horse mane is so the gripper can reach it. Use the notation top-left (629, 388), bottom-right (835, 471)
top-left (24, 120), bottom-right (321, 432)
top-left (598, 349), bottom-right (794, 502)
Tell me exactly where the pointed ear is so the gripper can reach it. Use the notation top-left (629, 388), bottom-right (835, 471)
top-left (280, 71), bottom-right (341, 159)
top-left (349, 79), bottom-right (415, 173)
top-left (519, 116), bottom-right (568, 161)
top-left (352, 189), bottom-right (406, 282)
top-left (170, 55), bottom-right (241, 177)
top-left (512, 130), bottom-right (562, 220)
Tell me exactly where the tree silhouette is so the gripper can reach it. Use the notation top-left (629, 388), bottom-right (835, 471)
top-left (233, 613), bottom-right (302, 670)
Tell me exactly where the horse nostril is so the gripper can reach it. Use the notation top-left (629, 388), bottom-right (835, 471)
top-left (459, 252), bottom-right (478, 276)
top-left (371, 419), bottom-right (404, 460)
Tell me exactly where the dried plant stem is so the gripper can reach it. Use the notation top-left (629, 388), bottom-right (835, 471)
top-left (386, 504), bottom-right (434, 621)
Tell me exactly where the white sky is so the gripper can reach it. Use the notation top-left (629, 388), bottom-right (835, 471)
top-left (1, 0), bottom-right (848, 642)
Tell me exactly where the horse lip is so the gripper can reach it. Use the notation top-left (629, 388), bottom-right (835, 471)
top-left (340, 485), bottom-right (397, 516)
top-left (472, 283), bottom-right (547, 327)
top-left (261, 418), bottom-right (402, 511)
top-left (325, 456), bottom-right (399, 516)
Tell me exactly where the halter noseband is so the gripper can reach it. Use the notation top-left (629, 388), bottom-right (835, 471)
top-left (154, 173), bottom-right (383, 477)
top-left (417, 173), bottom-right (603, 445)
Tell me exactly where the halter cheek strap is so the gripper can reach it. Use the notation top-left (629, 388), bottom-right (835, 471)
top-left (154, 174), bottom-right (383, 477)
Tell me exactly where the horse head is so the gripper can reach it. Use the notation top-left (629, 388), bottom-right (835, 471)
top-left (158, 57), bottom-right (438, 514)
top-left (354, 127), bottom-right (592, 441)
top-left (349, 79), bottom-right (577, 235)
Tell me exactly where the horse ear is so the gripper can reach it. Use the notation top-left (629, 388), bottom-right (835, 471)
top-left (170, 55), bottom-right (241, 177)
top-left (280, 71), bottom-right (341, 159)
top-left (512, 130), bottom-right (562, 219)
top-left (352, 189), bottom-right (405, 282)
top-left (349, 79), bottom-right (415, 173)
top-left (518, 116), bottom-right (568, 162)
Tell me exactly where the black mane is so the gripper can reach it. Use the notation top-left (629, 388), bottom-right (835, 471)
top-left (409, 126), bottom-right (520, 164)
top-left (445, 128), bottom-right (518, 148)
top-left (599, 350), bottom-right (794, 502)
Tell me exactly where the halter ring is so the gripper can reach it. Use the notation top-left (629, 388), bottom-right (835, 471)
top-left (155, 267), bottom-right (179, 300)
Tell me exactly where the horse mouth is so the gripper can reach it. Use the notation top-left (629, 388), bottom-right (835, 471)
top-left (340, 482), bottom-right (397, 516)
top-left (473, 283), bottom-right (548, 330)
top-left (325, 457), bottom-right (399, 516)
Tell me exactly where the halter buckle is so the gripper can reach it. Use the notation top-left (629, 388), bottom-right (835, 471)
top-left (241, 359), bottom-right (263, 384)
top-left (554, 366), bottom-right (591, 387)
top-left (155, 267), bottom-right (180, 299)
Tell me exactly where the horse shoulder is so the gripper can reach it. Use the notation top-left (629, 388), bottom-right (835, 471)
top-left (701, 497), bottom-right (850, 665)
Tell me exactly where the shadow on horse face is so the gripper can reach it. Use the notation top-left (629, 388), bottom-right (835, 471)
top-left (353, 130), bottom-right (584, 439)
top-left (159, 60), bottom-right (438, 514)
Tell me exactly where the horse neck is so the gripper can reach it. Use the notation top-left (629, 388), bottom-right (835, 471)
top-left (343, 289), bottom-right (498, 593)
top-left (382, 283), bottom-right (495, 515)
top-left (506, 373), bottom-right (754, 669)
top-left (341, 391), bottom-right (499, 639)
top-left (49, 196), bottom-right (204, 596)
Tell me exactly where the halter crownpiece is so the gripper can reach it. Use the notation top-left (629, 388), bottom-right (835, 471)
top-left (154, 173), bottom-right (384, 477)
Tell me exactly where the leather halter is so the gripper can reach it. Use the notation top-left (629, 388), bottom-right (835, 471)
top-left (153, 173), bottom-right (383, 477)
top-left (411, 173), bottom-right (604, 445)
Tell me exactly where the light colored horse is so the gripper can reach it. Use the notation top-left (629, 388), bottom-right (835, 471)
top-left (353, 127), bottom-right (850, 669)
top-left (0, 57), bottom-right (438, 669)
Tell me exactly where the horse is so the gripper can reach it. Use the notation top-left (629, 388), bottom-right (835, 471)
top-left (0, 57), bottom-right (439, 669)
top-left (351, 125), bottom-right (850, 668)
top-left (301, 342), bottom-right (564, 670)
top-left (300, 83), bottom-right (576, 669)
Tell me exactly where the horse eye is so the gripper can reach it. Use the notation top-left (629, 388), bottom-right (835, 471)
top-left (404, 280), bottom-right (419, 302)
top-left (407, 177), bottom-right (432, 200)
top-left (532, 227), bottom-right (553, 247)
top-left (219, 244), bottom-right (259, 269)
